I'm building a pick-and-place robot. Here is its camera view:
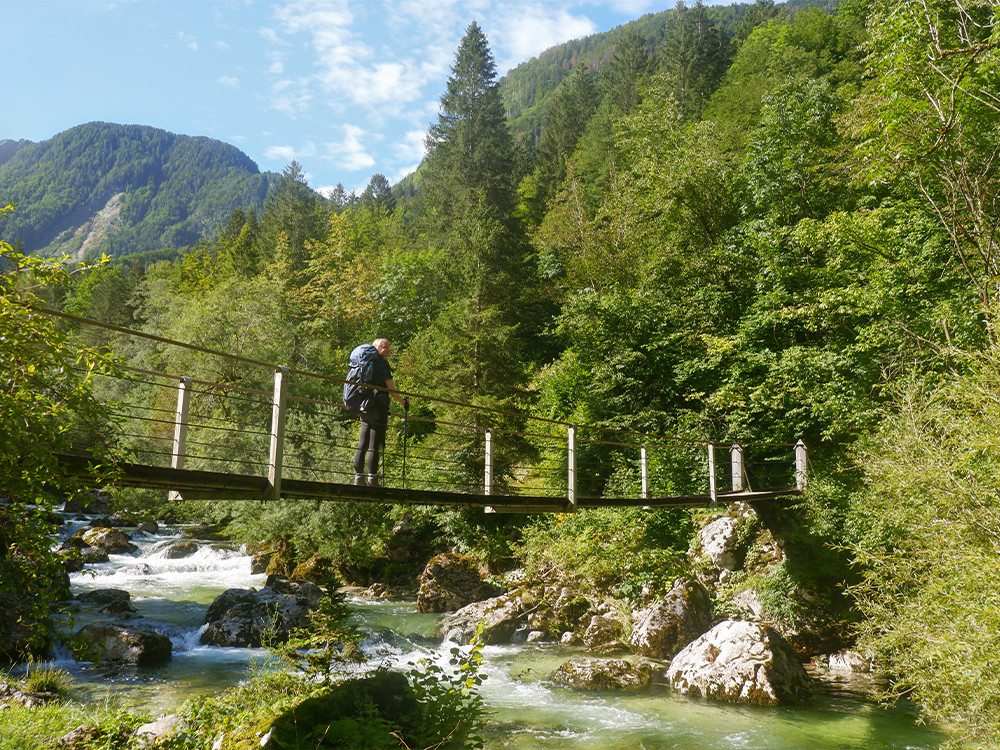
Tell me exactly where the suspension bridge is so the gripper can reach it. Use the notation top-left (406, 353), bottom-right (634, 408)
top-left (44, 307), bottom-right (806, 513)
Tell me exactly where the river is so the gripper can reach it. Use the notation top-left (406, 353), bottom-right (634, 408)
top-left (42, 513), bottom-right (949, 749)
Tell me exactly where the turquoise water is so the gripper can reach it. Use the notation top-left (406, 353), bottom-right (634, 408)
top-left (351, 598), bottom-right (949, 750)
top-left (43, 515), bottom-right (950, 747)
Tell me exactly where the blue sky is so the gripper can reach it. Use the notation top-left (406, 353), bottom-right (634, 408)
top-left (4, 0), bottom-right (735, 196)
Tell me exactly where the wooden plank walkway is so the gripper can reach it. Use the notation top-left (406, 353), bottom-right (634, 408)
top-left (56, 453), bottom-right (800, 512)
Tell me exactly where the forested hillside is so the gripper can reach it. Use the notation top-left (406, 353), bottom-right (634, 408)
top-left (5, 0), bottom-right (1000, 745)
top-left (0, 122), bottom-right (276, 259)
top-left (500, 0), bottom-right (840, 145)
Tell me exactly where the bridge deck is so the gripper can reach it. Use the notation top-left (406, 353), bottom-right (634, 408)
top-left (56, 454), bottom-right (799, 512)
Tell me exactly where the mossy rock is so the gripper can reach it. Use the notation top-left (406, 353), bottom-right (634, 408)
top-left (262, 671), bottom-right (419, 749)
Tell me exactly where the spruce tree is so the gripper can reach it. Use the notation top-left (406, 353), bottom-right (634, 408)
top-left (408, 21), bottom-right (535, 491)
top-left (661, 0), bottom-right (730, 121)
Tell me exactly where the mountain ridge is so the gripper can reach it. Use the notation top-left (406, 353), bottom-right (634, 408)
top-left (0, 121), bottom-right (277, 259)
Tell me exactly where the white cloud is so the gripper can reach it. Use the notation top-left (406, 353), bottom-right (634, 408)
top-left (325, 125), bottom-right (376, 171)
top-left (216, 40), bottom-right (231, 51)
top-left (489, 4), bottom-right (597, 72)
top-left (179, 32), bottom-right (199, 52)
top-left (269, 78), bottom-right (313, 116)
top-left (218, 75), bottom-right (240, 87)
top-left (265, 141), bottom-right (317, 164)
top-left (266, 144), bottom-right (298, 162)
top-left (398, 128), bottom-right (428, 163)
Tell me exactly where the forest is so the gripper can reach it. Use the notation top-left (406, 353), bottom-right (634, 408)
top-left (3, 0), bottom-right (1000, 746)
top-left (0, 123), bottom-right (276, 259)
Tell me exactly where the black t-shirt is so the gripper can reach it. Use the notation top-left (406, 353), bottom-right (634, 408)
top-left (370, 356), bottom-right (392, 409)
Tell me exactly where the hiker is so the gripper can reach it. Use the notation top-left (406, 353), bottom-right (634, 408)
top-left (347, 338), bottom-right (407, 486)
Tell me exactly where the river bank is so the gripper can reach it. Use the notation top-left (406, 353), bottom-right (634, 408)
top-left (0, 508), bottom-right (952, 749)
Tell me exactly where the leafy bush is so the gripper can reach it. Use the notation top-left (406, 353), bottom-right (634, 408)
top-left (516, 507), bottom-right (692, 596)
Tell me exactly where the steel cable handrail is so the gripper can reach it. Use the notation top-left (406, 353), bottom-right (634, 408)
top-left (27, 303), bottom-right (712, 446)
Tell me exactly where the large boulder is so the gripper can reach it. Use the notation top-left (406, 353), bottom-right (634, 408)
top-left (77, 588), bottom-right (137, 617)
top-left (551, 658), bottom-right (655, 691)
top-left (629, 578), bottom-right (713, 659)
top-left (439, 592), bottom-right (525, 645)
top-left (261, 672), bottom-right (420, 749)
top-left (76, 623), bottom-right (172, 666)
top-left (200, 579), bottom-right (322, 647)
top-left (81, 527), bottom-right (137, 555)
top-left (666, 620), bottom-right (812, 706)
top-left (291, 554), bottom-right (337, 585)
top-left (160, 540), bottom-right (200, 559)
top-left (417, 553), bottom-right (503, 613)
top-left (582, 614), bottom-right (623, 650)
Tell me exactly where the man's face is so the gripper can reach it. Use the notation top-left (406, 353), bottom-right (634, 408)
top-left (376, 341), bottom-right (391, 357)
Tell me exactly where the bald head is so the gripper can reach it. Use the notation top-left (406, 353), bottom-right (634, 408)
top-left (373, 338), bottom-right (391, 357)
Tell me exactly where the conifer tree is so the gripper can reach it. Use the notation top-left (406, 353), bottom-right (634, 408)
top-left (661, 0), bottom-right (730, 121)
top-left (407, 21), bottom-right (535, 489)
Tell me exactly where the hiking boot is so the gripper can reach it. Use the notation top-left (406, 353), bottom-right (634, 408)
top-left (354, 474), bottom-right (366, 486)
top-left (367, 475), bottom-right (380, 487)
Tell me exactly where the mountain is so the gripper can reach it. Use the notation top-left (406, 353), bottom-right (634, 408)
top-left (0, 122), bottom-right (277, 259)
top-left (500, 0), bottom-right (841, 147)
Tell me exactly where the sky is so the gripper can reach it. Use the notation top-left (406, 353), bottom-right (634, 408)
top-left (3, 0), bottom-right (735, 196)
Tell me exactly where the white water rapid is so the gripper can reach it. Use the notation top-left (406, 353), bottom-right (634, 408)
top-left (36, 512), bottom-right (947, 748)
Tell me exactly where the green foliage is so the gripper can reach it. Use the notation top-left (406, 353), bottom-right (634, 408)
top-left (516, 508), bottom-right (692, 596)
top-left (1, 235), bottom-right (121, 660)
top-left (848, 358), bottom-right (1000, 747)
top-left (407, 627), bottom-right (487, 750)
top-left (21, 661), bottom-right (71, 695)
top-left (0, 702), bottom-right (146, 750)
top-left (267, 589), bottom-right (365, 686)
top-left (0, 122), bottom-right (275, 258)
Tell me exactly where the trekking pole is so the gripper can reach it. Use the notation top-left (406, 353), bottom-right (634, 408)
top-left (402, 397), bottom-right (410, 489)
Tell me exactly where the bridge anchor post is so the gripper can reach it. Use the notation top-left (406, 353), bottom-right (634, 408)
top-left (268, 367), bottom-right (289, 501)
top-left (168, 376), bottom-right (192, 502)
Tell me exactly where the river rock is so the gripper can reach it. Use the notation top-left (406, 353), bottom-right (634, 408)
top-left (77, 589), bottom-right (137, 616)
top-left (200, 579), bottom-right (322, 647)
top-left (161, 540), bottom-right (200, 559)
top-left (135, 714), bottom-right (183, 741)
top-left (81, 527), bottom-right (137, 555)
top-left (552, 658), bottom-right (654, 691)
top-left (439, 591), bottom-right (525, 644)
top-left (696, 503), bottom-right (759, 583)
top-left (138, 520), bottom-right (159, 534)
top-left (261, 672), bottom-right (420, 749)
top-left (629, 578), bottom-right (713, 659)
top-left (291, 554), bottom-right (336, 585)
top-left (827, 649), bottom-right (873, 674)
top-left (0, 682), bottom-right (59, 708)
top-left (666, 620), bottom-right (812, 706)
top-left (55, 725), bottom-right (105, 748)
top-left (417, 553), bottom-right (503, 613)
top-left (583, 614), bottom-right (623, 649)
top-left (79, 546), bottom-right (111, 563)
top-left (76, 623), bottom-right (172, 666)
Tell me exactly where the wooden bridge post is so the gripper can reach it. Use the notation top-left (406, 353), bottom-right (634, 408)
top-left (485, 428), bottom-right (493, 496)
top-left (267, 367), bottom-right (289, 501)
top-left (730, 443), bottom-right (745, 492)
top-left (708, 443), bottom-right (717, 503)
top-left (168, 376), bottom-right (192, 502)
top-left (795, 439), bottom-right (808, 491)
top-left (641, 445), bottom-right (649, 500)
top-left (567, 426), bottom-right (577, 512)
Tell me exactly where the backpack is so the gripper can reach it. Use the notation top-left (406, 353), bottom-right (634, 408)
top-left (343, 344), bottom-right (380, 414)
